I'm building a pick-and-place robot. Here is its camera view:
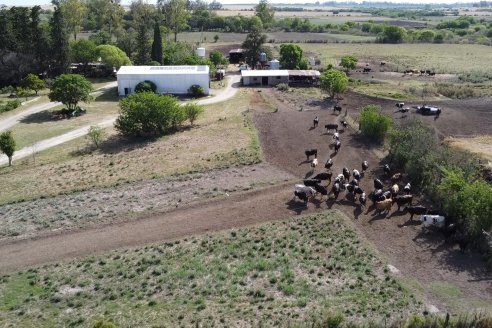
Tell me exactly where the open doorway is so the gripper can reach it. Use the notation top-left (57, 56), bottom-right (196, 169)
top-left (261, 76), bottom-right (268, 86)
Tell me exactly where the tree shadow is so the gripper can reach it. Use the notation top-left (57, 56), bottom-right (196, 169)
top-left (19, 110), bottom-right (56, 124)
top-left (93, 87), bottom-right (119, 102)
top-left (285, 198), bottom-right (307, 215)
top-left (72, 134), bottom-right (156, 156)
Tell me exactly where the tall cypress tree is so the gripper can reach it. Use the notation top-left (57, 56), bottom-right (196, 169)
top-left (151, 20), bottom-right (163, 64)
top-left (30, 6), bottom-right (49, 73)
top-left (50, 1), bottom-right (70, 76)
top-left (135, 22), bottom-right (150, 65)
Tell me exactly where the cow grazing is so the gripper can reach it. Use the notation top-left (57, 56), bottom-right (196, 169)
top-left (382, 190), bottom-right (392, 200)
top-left (311, 158), bottom-right (318, 168)
top-left (403, 182), bottom-right (411, 194)
top-left (376, 198), bottom-right (393, 214)
top-left (396, 102), bottom-right (404, 109)
top-left (334, 141), bottom-right (341, 153)
top-left (391, 173), bottom-right (402, 184)
top-left (313, 116), bottom-right (319, 128)
top-left (303, 179), bottom-right (321, 187)
top-left (312, 171), bottom-right (332, 182)
top-left (344, 183), bottom-right (355, 194)
top-left (391, 184), bottom-right (399, 197)
top-left (383, 164), bottom-right (391, 176)
top-left (333, 105), bottom-right (342, 114)
top-left (361, 161), bottom-right (369, 173)
top-left (325, 124), bottom-right (338, 133)
top-left (333, 132), bottom-right (340, 140)
top-left (428, 72), bottom-right (436, 76)
top-left (305, 149), bottom-right (317, 160)
top-left (350, 179), bottom-right (359, 187)
top-left (325, 158), bottom-right (333, 169)
top-left (371, 189), bottom-right (384, 204)
top-left (342, 167), bottom-right (350, 181)
top-left (359, 192), bottom-right (367, 206)
top-left (363, 67), bottom-right (371, 73)
top-left (352, 169), bottom-right (361, 181)
top-left (312, 183), bottom-right (328, 196)
top-left (331, 182), bottom-right (340, 198)
top-left (393, 195), bottom-right (413, 210)
top-left (294, 185), bottom-right (316, 207)
top-left (380, 61), bottom-right (386, 66)
top-left (406, 205), bottom-right (427, 220)
top-left (340, 120), bottom-right (348, 128)
top-left (294, 190), bottom-right (308, 205)
top-left (354, 186), bottom-right (364, 195)
top-left (374, 178), bottom-right (384, 190)
top-left (334, 174), bottom-right (345, 184)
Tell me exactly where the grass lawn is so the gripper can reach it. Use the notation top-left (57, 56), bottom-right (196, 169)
top-left (0, 211), bottom-right (422, 327)
top-left (0, 89), bottom-right (265, 205)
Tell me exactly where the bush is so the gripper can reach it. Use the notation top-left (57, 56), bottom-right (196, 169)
top-left (188, 84), bottom-right (205, 98)
top-left (276, 83), bottom-right (289, 91)
top-left (183, 103), bottom-right (204, 126)
top-left (86, 125), bottom-right (105, 148)
top-left (0, 100), bottom-right (21, 113)
top-left (358, 104), bottom-right (393, 143)
top-left (436, 83), bottom-right (477, 99)
top-left (115, 92), bottom-right (185, 138)
top-left (134, 80), bottom-right (157, 93)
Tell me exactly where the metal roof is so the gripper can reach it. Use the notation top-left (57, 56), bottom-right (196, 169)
top-left (117, 65), bottom-right (210, 75)
top-left (288, 70), bottom-right (321, 77)
top-left (229, 48), bottom-right (244, 54)
top-left (241, 70), bottom-right (289, 77)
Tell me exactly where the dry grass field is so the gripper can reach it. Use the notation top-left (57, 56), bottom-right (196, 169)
top-left (0, 89), bottom-right (266, 205)
top-left (446, 135), bottom-right (492, 161)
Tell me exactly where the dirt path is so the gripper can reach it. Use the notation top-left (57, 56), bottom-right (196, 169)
top-left (0, 76), bottom-right (241, 166)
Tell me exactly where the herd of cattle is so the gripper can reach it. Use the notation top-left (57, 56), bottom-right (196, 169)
top-left (291, 111), bottom-right (468, 249)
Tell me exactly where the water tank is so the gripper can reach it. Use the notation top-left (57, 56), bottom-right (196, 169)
top-left (196, 47), bottom-right (206, 58)
top-left (309, 57), bottom-right (316, 66)
top-left (269, 59), bottom-right (280, 70)
top-left (259, 52), bottom-right (267, 62)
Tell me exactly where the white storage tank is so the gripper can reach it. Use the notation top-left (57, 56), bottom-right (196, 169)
top-left (196, 47), bottom-right (206, 58)
top-left (269, 59), bottom-right (280, 70)
top-left (259, 52), bottom-right (267, 62)
top-left (309, 57), bottom-right (316, 66)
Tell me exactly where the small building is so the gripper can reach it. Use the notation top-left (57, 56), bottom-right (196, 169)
top-left (117, 65), bottom-right (210, 96)
top-left (229, 49), bottom-right (244, 64)
top-left (287, 70), bottom-right (321, 86)
top-left (241, 70), bottom-right (289, 86)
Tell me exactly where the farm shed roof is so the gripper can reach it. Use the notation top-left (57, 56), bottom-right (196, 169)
top-left (229, 48), bottom-right (244, 54)
top-left (287, 70), bottom-right (321, 77)
top-left (117, 65), bottom-right (209, 75)
top-left (241, 70), bottom-right (289, 77)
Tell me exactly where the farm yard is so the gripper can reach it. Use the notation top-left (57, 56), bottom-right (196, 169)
top-left (1, 1), bottom-right (492, 326)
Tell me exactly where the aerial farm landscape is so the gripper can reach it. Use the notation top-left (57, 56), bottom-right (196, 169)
top-left (0, 0), bottom-right (491, 326)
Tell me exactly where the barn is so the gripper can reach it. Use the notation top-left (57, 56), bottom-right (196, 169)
top-left (117, 65), bottom-right (210, 96)
top-left (241, 70), bottom-right (289, 86)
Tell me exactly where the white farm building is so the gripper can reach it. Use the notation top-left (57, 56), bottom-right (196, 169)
top-left (117, 65), bottom-right (210, 96)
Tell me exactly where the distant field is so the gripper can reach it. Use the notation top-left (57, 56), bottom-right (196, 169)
top-left (300, 43), bottom-right (492, 74)
top-left (0, 212), bottom-right (421, 327)
top-left (446, 135), bottom-right (492, 161)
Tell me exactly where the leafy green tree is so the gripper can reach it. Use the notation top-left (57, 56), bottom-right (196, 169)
top-left (96, 45), bottom-right (132, 68)
top-left (92, 320), bottom-right (118, 328)
top-left (340, 55), bottom-right (358, 73)
top-left (0, 130), bottom-right (16, 166)
top-left (22, 73), bottom-right (45, 95)
top-left (151, 20), bottom-right (163, 64)
top-left (87, 125), bottom-right (105, 148)
top-left (320, 69), bottom-right (348, 99)
top-left (50, 2), bottom-right (70, 76)
top-left (159, 0), bottom-right (191, 42)
top-left (213, 34), bottom-right (219, 42)
top-left (188, 84), bottom-right (205, 98)
top-left (358, 104), bottom-right (393, 143)
top-left (209, 51), bottom-right (228, 66)
top-left (135, 80), bottom-right (157, 93)
top-left (255, 0), bottom-right (274, 29)
top-left (70, 39), bottom-right (98, 65)
top-left (59, 0), bottom-right (87, 40)
top-left (183, 102), bottom-right (204, 125)
top-left (418, 29), bottom-right (436, 42)
top-left (279, 44), bottom-right (304, 69)
top-left (115, 92), bottom-right (186, 137)
top-left (49, 74), bottom-right (93, 112)
top-left (380, 25), bottom-right (407, 43)
top-left (242, 26), bottom-right (267, 68)
top-left (15, 87), bottom-right (31, 101)
top-left (135, 22), bottom-right (151, 65)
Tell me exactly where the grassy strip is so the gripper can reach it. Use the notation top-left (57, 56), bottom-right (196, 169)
top-left (0, 211), bottom-right (421, 327)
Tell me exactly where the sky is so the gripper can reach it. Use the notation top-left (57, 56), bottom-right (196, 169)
top-left (0, 0), bottom-right (481, 6)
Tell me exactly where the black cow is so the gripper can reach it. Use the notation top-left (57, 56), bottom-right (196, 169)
top-left (406, 205), bottom-right (427, 220)
top-left (382, 190), bottom-right (392, 200)
top-left (313, 116), bottom-right (319, 128)
top-left (331, 182), bottom-right (340, 198)
top-left (312, 171), bottom-right (332, 182)
top-left (334, 141), bottom-right (341, 153)
top-left (312, 183), bottom-right (328, 196)
top-left (363, 67), bottom-right (371, 73)
top-left (345, 183), bottom-right (355, 194)
top-left (352, 169), bottom-right (361, 181)
top-left (361, 160), bottom-right (369, 173)
top-left (354, 186), bottom-right (364, 195)
top-left (303, 179), bottom-right (321, 187)
top-left (403, 182), bottom-right (411, 194)
top-left (371, 189), bottom-right (384, 204)
top-left (325, 124), bottom-right (338, 132)
top-left (342, 167), bottom-right (350, 180)
top-left (393, 195), bottom-right (413, 210)
top-left (340, 120), bottom-right (348, 128)
top-left (359, 192), bottom-right (367, 206)
top-left (305, 149), bottom-right (317, 160)
top-left (374, 178), bottom-right (384, 190)
top-left (350, 179), bottom-right (359, 187)
top-left (294, 190), bottom-right (309, 205)
top-left (325, 158), bottom-right (333, 169)
top-left (383, 164), bottom-right (391, 176)
top-left (333, 105), bottom-right (342, 114)
top-left (395, 102), bottom-right (404, 108)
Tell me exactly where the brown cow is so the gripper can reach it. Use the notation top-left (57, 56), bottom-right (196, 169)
top-left (376, 198), bottom-right (393, 214)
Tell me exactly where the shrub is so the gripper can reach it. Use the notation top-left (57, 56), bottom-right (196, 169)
top-left (134, 80), bottom-right (157, 93)
top-left (0, 100), bottom-right (21, 113)
top-left (183, 103), bottom-right (204, 126)
top-left (436, 83), bottom-right (477, 99)
top-left (276, 83), bottom-right (289, 91)
top-left (115, 92), bottom-right (185, 137)
top-left (358, 104), bottom-right (393, 143)
top-left (188, 84), bottom-right (205, 98)
top-left (86, 125), bottom-right (105, 148)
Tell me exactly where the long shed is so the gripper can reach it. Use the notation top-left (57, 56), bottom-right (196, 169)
top-left (241, 70), bottom-right (289, 86)
top-left (117, 65), bottom-right (210, 96)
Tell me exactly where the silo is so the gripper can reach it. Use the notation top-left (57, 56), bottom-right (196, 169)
top-left (269, 59), bottom-right (280, 70)
top-left (196, 47), bottom-right (206, 58)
